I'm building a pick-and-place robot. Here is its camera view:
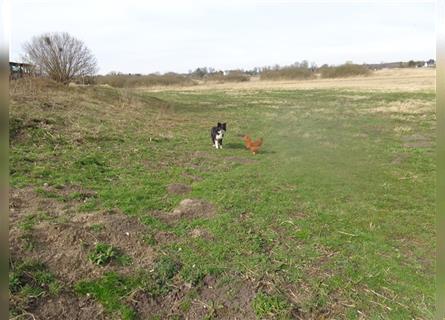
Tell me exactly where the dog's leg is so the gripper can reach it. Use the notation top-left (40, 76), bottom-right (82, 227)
top-left (214, 140), bottom-right (219, 149)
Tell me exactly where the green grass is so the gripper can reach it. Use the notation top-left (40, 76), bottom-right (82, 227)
top-left (75, 272), bottom-right (138, 320)
top-left (253, 292), bottom-right (293, 319)
top-left (10, 82), bottom-right (435, 318)
top-left (75, 256), bottom-right (181, 319)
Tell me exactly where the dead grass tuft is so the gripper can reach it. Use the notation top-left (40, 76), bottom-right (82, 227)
top-left (365, 99), bottom-right (434, 115)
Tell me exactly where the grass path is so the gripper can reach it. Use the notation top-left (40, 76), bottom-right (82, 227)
top-left (145, 89), bottom-right (435, 318)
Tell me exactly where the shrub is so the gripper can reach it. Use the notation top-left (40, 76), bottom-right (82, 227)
top-left (96, 73), bottom-right (195, 88)
top-left (205, 70), bottom-right (250, 83)
top-left (320, 64), bottom-right (371, 78)
top-left (23, 32), bottom-right (97, 84)
top-left (225, 71), bottom-right (250, 82)
top-left (260, 66), bottom-right (314, 80)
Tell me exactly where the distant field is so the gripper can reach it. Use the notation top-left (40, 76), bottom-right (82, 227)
top-left (139, 68), bottom-right (436, 92)
top-left (9, 72), bottom-right (435, 319)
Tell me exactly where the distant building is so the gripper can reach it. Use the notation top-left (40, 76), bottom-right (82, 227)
top-left (364, 61), bottom-right (402, 70)
top-left (9, 61), bottom-right (33, 80)
top-left (364, 60), bottom-right (435, 69)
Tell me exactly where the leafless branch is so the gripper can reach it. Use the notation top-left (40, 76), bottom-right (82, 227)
top-left (22, 32), bottom-right (97, 84)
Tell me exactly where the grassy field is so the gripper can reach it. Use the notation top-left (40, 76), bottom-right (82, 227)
top-left (141, 68), bottom-right (435, 93)
top-left (9, 73), bottom-right (435, 319)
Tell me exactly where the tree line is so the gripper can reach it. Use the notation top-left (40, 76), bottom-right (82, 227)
top-left (16, 32), bottom-right (436, 85)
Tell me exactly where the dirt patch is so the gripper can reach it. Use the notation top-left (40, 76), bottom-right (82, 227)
top-left (9, 187), bottom-right (41, 224)
top-left (31, 293), bottom-right (106, 320)
top-left (150, 199), bottom-right (216, 226)
top-left (9, 185), bottom-right (96, 224)
top-left (154, 230), bottom-right (178, 243)
top-left (172, 199), bottom-right (216, 219)
top-left (130, 281), bottom-right (190, 319)
top-left (186, 278), bottom-right (256, 319)
top-left (224, 156), bottom-right (257, 164)
top-left (11, 210), bottom-right (155, 285)
top-left (132, 277), bottom-right (257, 319)
top-left (9, 186), bottom-right (91, 255)
top-left (189, 228), bottom-right (214, 240)
top-left (9, 186), bottom-right (158, 319)
top-left (167, 183), bottom-right (192, 195)
top-left (402, 134), bottom-right (433, 148)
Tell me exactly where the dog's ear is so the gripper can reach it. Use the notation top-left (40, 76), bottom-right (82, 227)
top-left (217, 122), bottom-right (222, 127)
top-left (222, 123), bottom-right (227, 130)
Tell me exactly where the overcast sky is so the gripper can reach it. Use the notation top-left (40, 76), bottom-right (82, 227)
top-left (8, 0), bottom-right (435, 74)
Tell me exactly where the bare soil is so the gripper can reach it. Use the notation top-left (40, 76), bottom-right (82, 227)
top-left (154, 230), bottom-right (178, 244)
top-left (31, 211), bottom-right (154, 284)
top-left (31, 294), bottom-right (106, 320)
top-left (132, 276), bottom-right (257, 319)
top-left (189, 228), bottom-right (214, 240)
top-left (172, 199), bottom-right (216, 218)
top-left (10, 187), bottom-right (155, 285)
top-left (167, 183), bottom-right (192, 195)
top-left (9, 186), bottom-right (81, 225)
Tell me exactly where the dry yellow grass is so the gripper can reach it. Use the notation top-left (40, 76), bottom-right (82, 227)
top-left (138, 68), bottom-right (435, 92)
top-left (365, 99), bottom-right (435, 114)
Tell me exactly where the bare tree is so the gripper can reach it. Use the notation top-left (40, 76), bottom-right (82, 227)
top-left (23, 32), bottom-right (97, 84)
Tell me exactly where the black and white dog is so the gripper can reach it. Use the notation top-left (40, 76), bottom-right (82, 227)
top-left (210, 122), bottom-right (226, 149)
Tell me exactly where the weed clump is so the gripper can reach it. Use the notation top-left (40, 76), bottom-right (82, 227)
top-left (88, 243), bottom-right (118, 266)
